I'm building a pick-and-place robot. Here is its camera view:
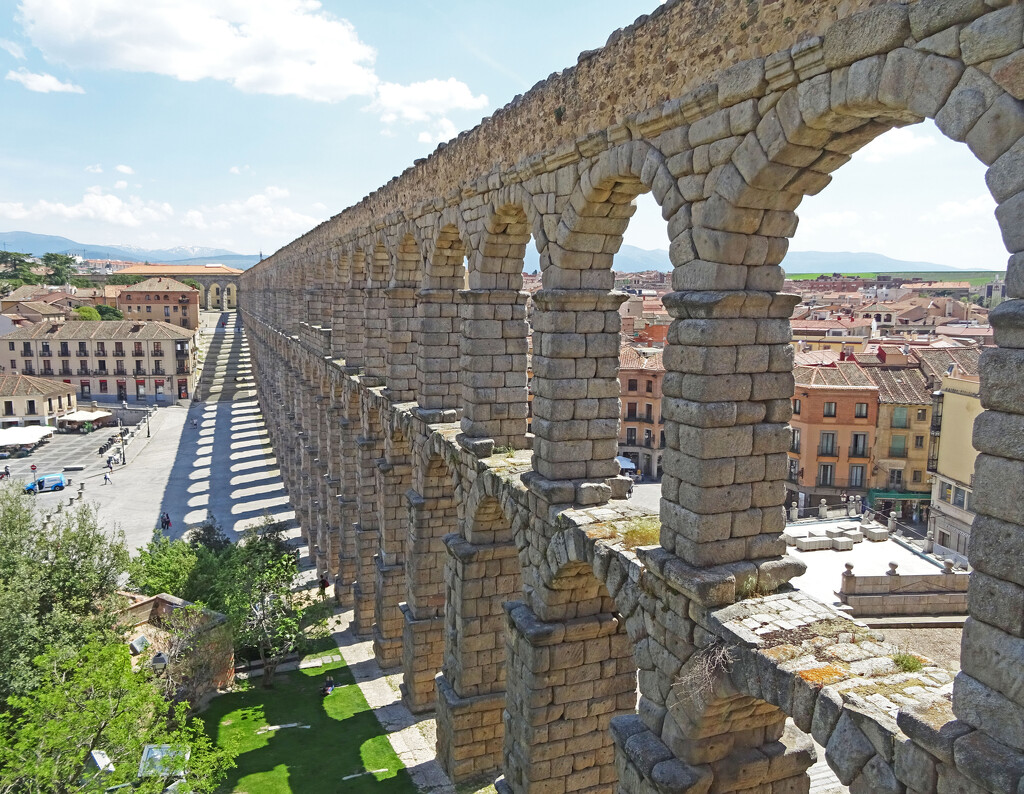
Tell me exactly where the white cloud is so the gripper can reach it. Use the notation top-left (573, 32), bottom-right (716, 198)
top-left (0, 39), bottom-right (25, 59)
top-left (933, 194), bottom-right (995, 221)
top-left (115, 164), bottom-right (133, 174)
top-left (183, 186), bottom-right (320, 237)
top-left (84, 163), bottom-right (102, 173)
top-left (113, 180), bottom-right (127, 189)
top-left (375, 78), bottom-right (487, 124)
top-left (229, 165), bottom-right (252, 175)
top-left (0, 190), bottom-right (172, 227)
top-left (5, 67), bottom-right (83, 93)
top-left (860, 127), bottom-right (936, 163)
top-left (18, 0), bottom-right (378, 103)
top-left (418, 117), bottom-right (458, 144)
top-left (17, 0), bottom-right (487, 137)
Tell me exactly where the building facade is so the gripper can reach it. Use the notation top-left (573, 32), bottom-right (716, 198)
top-left (617, 347), bottom-right (664, 479)
top-left (787, 363), bottom-right (878, 511)
top-left (1, 321), bottom-right (198, 403)
top-left (116, 277), bottom-right (201, 330)
top-left (0, 374), bottom-right (76, 428)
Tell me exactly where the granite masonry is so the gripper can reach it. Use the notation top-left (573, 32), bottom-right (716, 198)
top-left (240, 0), bottom-right (1024, 791)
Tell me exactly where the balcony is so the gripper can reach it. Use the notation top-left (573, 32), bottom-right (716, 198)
top-left (76, 368), bottom-right (89, 376)
top-left (22, 366), bottom-right (34, 375)
top-left (133, 349), bottom-right (145, 358)
top-left (59, 369), bottom-right (72, 377)
top-left (20, 350), bottom-right (32, 357)
top-left (134, 367), bottom-right (147, 376)
top-left (817, 444), bottom-right (839, 457)
top-left (114, 366), bottom-right (127, 376)
top-left (113, 350), bottom-right (125, 357)
top-left (175, 349), bottom-right (189, 358)
top-left (815, 476), bottom-right (866, 489)
top-left (790, 443), bottom-right (800, 454)
top-left (848, 445), bottom-right (869, 458)
top-left (891, 419), bottom-right (909, 429)
top-left (888, 448), bottom-right (908, 458)
top-left (153, 366), bottom-right (165, 376)
top-left (41, 368), bottom-right (53, 376)
top-left (152, 348), bottom-right (164, 358)
top-left (76, 350), bottom-right (89, 357)
top-left (176, 364), bottom-right (190, 375)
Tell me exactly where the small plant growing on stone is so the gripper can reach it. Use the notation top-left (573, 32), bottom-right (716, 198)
top-left (670, 641), bottom-right (734, 712)
top-left (619, 515), bottom-right (660, 550)
top-left (554, 106), bottom-right (565, 125)
top-left (892, 651), bottom-right (924, 673)
top-left (493, 445), bottom-right (516, 459)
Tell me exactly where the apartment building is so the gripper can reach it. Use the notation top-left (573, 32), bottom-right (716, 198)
top-left (2, 321), bottom-right (198, 403)
top-left (927, 364), bottom-right (982, 564)
top-left (0, 374), bottom-right (76, 428)
top-left (116, 277), bottom-right (201, 330)
top-left (617, 347), bottom-right (664, 479)
top-left (862, 367), bottom-right (933, 519)
top-left (787, 363), bottom-right (879, 510)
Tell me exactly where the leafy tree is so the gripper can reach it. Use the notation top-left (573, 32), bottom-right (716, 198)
top-left (157, 605), bottom-right (234, 714)
top-left (106, 275), bottom-right (147, 286)
top-left (41, 253), bottom-right (76, 285)
top-left (0, 492), bottom-right (129, 702)
top-left (181, 279), bottom-right (201, 290)
top-left (72, 306), bottom-right (101, 321)
top-left (0, 252), bottom-right (38, 284)
top-left (126, 532), bottom-right (199, 600)
top-left (224, 525), bottom-right (326, 687)
top-left (95, 304), bottom-right (123, 320)
top-left (187, 518), bottom-right (232, 554)
top-left (0, 642), bottom-right (233, 793)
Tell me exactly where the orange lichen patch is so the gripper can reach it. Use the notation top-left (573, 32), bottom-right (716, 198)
top-left (798, 664), bottom-right (846, 686)
top-left (762, 644), bottom-right (803, 663)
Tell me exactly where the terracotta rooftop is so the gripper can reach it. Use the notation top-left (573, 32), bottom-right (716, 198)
top-left (0, 373), bottom-right (75, 397)
top-left (14, 301), bottom-right (66, 315)
top-left (864, 367), bottom-right (932, 405)
top-left (793, 362), bottom-right (876, 389)
top-left (116, 263), bottom-right (243, 276)
top-left (913, 346), bottom-right (981, 380)
top-left (1, 320), bottom-right (193, 341)
top-left (619, 346), bottom-right (664, 371)
top-left (118, 277), bottom-right (197, 293)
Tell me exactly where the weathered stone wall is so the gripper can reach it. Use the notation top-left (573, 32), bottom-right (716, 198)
top-left (242, 0), bottom-right (1024, 791)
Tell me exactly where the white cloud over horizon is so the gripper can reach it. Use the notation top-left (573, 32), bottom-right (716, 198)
top-left (16, 0), bottom-right (487, 138)
top-left (114, 164), bottom-right (133, 174)
top-left (0, 188), bottom-right (173, 228)
top-left (5, 67), bottom-right (83, 93)
top-left (0, 39), bottom-right (25, 59)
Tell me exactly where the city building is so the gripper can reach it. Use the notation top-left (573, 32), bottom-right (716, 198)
top-left (927, 362), bottom-right (982, 565)
top-left (790, 318), bottom-right (871, 352)
top-left (0, 373), bottom-right (76, 428)
top-left (862, 367), bottom-right (933, 519)
top-left (617, 346), bottom-right (664, 479)
top-left (116, 277), bottom-right (201, 330)
top-left (787, 363), bottom-right (879, 511)
top-left (1, 321), bottom-right (198, 403)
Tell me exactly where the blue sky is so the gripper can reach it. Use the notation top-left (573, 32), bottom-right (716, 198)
top-left (0, 0), bottom-right (1007, 270)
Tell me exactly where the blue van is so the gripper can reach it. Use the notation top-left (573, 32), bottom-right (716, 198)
top-left (25, 473), bottom-right (68, 494)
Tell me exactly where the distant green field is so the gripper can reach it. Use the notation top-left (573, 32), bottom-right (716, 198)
top-left (786, 270), bottom-right (1004, 287)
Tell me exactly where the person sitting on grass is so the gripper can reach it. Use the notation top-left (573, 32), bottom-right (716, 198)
top-left (321, 675), bottom-right (335, 697)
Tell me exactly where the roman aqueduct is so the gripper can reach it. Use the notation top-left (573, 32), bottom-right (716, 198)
top-left (240, 0), bottom-right (1024, 791)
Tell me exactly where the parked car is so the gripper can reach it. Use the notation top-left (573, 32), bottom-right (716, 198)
top-left (25, 473), bottom-right (69, 494)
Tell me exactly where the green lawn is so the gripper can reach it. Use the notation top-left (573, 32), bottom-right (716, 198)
top-left (202, 658), bottom-right (417, 794)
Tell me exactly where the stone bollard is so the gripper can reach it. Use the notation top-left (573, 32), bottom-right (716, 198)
top-left (888, 511), bottom-right (897, 532)
top-left (887, 561), bottom-right (899, 576)
top-left (789, 501), bottom-right (799, 523)
top-left (818, 498), bottom-right (828, 519)
top-left (854, 495), bottom-right (863, 515)
top-left (943, 559), bottom-right (955, 574)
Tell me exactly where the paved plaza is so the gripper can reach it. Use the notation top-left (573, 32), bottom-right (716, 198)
top-left (13, 310), bottom-right (294, 552)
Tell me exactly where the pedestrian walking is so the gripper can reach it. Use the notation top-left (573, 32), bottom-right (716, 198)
top-left (192, 418), bottom-right (198, 430)
top-left (318, 573), bottom-right (329, 600)
top-left (103, 472), bottom-right (111, 485)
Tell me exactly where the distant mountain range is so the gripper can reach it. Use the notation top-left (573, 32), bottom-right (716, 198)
top-left (0, 231), bottom-right (262, 269)
top-left (3, 231), bottom-right (1001, 277)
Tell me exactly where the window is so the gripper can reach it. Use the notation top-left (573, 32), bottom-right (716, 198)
top-left (890, 435), bottom-right (907, 458)
top-left (80, 381), bottom-right (90, 398)
top-left (627, 379), bottom-right (637, 392)
top-left (26, 400), bottom-right (35, 415)
top-left (59, 342), bottom-right (69, 357)
top-left (790, 427), bottom-right (801, 453)
top-left (146, 294), bottom-right (151, 300)
top-left (626, 402), bottom-right (637, 419)
top-left (889, 469), bottom-right (904, 488)
top-left (645, 404), bottom-right (653, 421)
top-left (646, 380), bottom-right (653, 393)
top-left (819, 431), bottom-right (836, 456)
top-left (99, 380), bottom-right (108, 393)
top-left (953, 487), bottom-right (967, 509)
top-left (917, 408), bottom-right (927, 421)
top-left (626, 427), bottom-right (636, 445)
top-left (2, 401), bottom-right (12, 416)
top-left (912, 469), bottom-right (923, 483)
top-left (823, 402), bottom-right (836, 417)
top-left (850, 432), bottom-right (868, 457)
top-left (914, 435), bottom-right (925, 449)
top-left (47, 398), bottom-right (52, 412)
top-left (164, 306), bottom-right (170, 317)
top-left (98, 360), bottom-right (107, 373)
top-left (818, 463), bottom-right (835, 486)
top-left (892, 406), bottom-right (909, 428)
top-left (146, 305), bottom-right (152, 313)
top-left (788, 458), bottom-right (800, 481)
top-left (855, 402), bottom-right (868, 418)
top-left (9, 360), bottom-right (14, 370)
top-left (40, 343), bottom-right (50, 356)
top-left (850, 465), bottom-right (865, 488)
top-left (939, 481), bottom-right (953, 502)
top-left (792, 398), bottom-right (801, 415)
top-left (5, 342), bottom-right (11, 352)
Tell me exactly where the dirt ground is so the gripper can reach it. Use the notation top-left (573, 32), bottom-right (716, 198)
top-left (879, 627), bottom-right (963, 671)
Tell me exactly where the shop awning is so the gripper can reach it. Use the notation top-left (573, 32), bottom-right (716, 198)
top-left (0, 425), bottom-right (55, 446)
top-left (61, 409), bottom-right (112, 422)
top-left (615, 456), bottom-right (636, 470)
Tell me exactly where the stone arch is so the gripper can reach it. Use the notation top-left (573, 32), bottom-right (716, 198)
top-left (384, 232), bottom-right (422, 403)
top-left (436, 481), bottom-right (525, 782)
top-left (207, 281), bottom-right (222, 310)
top-left (223, 282), bottom-right (237, 310)
top-left (459, 200), bottom-right (534, 452)
top-left (418, 221), bottom-right (468, 413)
top-left (402, 442), bottom-right (462, 712)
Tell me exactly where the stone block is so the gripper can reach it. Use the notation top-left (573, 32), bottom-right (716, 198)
top-left (897, 695), bottom-right (970, 764)
top-left (825, 711), bottom-right (877, 785)
top-left (953, 672), bottom-right (1024, 752)
top-left (966, 93), bottom-right (1024, 165)
top-left (824, 5), bottom-right (910, 69)
top-left (954, 729), bottom-right (1024, 794)
top-left (908, 55), bottom-right (964, 119)
top-left (981, 348), bottom-right (1024, 413)
top-left (895, 738), bottom-right (938, 792)
top-left (959, 5), bottom-right (1024, 66)
top-left (973, 453), bottom-right (1024, 525)
top-left (988, 138), bottom-right (1024, 204)
top-left (962, 617), bottom-right (1024, 707)
top-left (910, 0), bottom-right (988, 40)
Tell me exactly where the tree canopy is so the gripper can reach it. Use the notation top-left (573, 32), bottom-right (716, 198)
top-left (41, 253), bottom-right (76, 285)
top-left (0, 251), bottom-right (38, 285)
top-left (106, 275), bottom-right (148, 286)
top-left (95, 304), bottom-right (124, 320)
top-left (72, 306), bottom-right (101, 321)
